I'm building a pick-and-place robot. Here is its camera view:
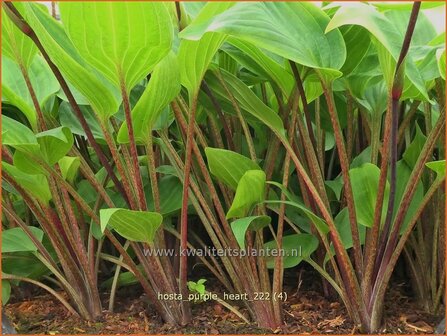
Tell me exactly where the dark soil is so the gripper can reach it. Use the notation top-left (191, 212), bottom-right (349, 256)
top-left (4, 269), bottom-right (443, 334)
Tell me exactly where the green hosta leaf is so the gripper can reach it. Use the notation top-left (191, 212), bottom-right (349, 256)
top-left (344, 50), bottom-right (382, 99)
top-left (231, 215), bottom-right (271, 249)
top-left (2, 280), bottom-right (11, 305)
top-left (180, 2), bottom-right (346, 80)
top-left (101, 266), bottom-right (144, 289)
top-left (437, 49), bottom-right (446, 80)
top-left (2, 115), bottom-right (39, 153)
top-left (183, 2), bottom-right (207, 21)
top-left (357, 81), bottom-right (388, 116)
top-left (209, 70), bottom-right (285, 137)
top-left (263, 234), bottom-right (319, 269)
top-left (205, 147), bottom-right (261, 190)
top-left (224, 38), bottom-right (294, 95)
top-left (394, 161), bottom-right (424, 233)
top-left (324, 208), bottom-right (367, 263)
top-left (325, 179), bottom-right (343, 201)
top-left (59, 102), bottom-right (105, 141)
top-left (37, 127), bottom-right (74, 165)
top-left (146, 175), bottom-right (183, 216)
top-left (23, 2), bottom-right (120, 120)
top-left (349, 163), bottom-right (389, 227)
top-left (387, 11), bottom-right (436, 46)
top-left (118, 52), bottom-right (180, 144)
top-left (2, 227), bottom-right (44, 253)
top-left (3, 253), bottom-right (50, 280)
top-left (339, 26), bottom-right (372, 76)
top-left (372, 2), bottom-right (445, 11)
top-left (350, 147), bottom-right (373, 169)
top-left (58, 156), bottom-right (80, 183)
top-left (2, 56), bottom-right (59, 129)
top-left (14, 126), bottom-right (75, 175)
top-left (60, 2), bottom-right (173, 93)
top-left (2, 4), bottom-right (37, 69)
top-left (403, 124), bottom-right (427, 168)
top-left (178, 2), bottom-right (233, 96)
top-left (179, 34), bottom-right (226, 98)
top-left (266, 181), bottom-right (329, 235)
top-left (2, 163), bottom-right (52, 205)
top-left (334, 208), bottom-right (367, 249)
top-left (99, 209), bottom-right (162, 243)
top-left (426, 160), bottom-right (446, 179)
top-left (326, 3), bottom-right (429, 100)
top-left (226, 170), bottom-right (265, 218)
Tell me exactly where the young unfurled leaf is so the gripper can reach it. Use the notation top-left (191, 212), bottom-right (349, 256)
top-left (226, 170), bottom-right (266, 218)
top-left (205, 147), bottom-right (261, 190)
top-left (231, 216), bottom-right (271, 249)
top-left (2, 227), bottom-right (44, 253)
top-left (99, 209), bottom-right (162, 243)
top-left (59, 2), bottom-right (173, 93)
top-left (263, 234), bottom-right (319, 269)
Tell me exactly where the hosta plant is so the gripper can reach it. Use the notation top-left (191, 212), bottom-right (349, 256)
top-left (1, 1), bottom-right (445, 333)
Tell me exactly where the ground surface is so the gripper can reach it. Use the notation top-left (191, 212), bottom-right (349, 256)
top-left (4, 269), bottom-right (443, 334)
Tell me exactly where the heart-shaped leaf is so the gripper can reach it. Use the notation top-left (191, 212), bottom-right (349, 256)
top-left (263, 234), bottom-right (319, 269)
top-left (2, 227), bottom-right (44, 253)
top-left (349, 163), bottom-right (390, 228)
top-left (205, 147), bottom-right (261, 190)
top-left (226, 170), bottom-right (266, 218)
top-left (99, 208), bottom-right (163, 244)
top-left (231, 215), bottom-right (271, 249)
top-left (59, 2), bottom-right (173, 93)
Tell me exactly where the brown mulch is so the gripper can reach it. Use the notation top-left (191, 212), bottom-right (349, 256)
top-left (4, 270), bottom-right (443, 334)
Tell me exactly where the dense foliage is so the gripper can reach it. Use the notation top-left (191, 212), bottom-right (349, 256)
top-left (1, 2), bottom-right (445, 333)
